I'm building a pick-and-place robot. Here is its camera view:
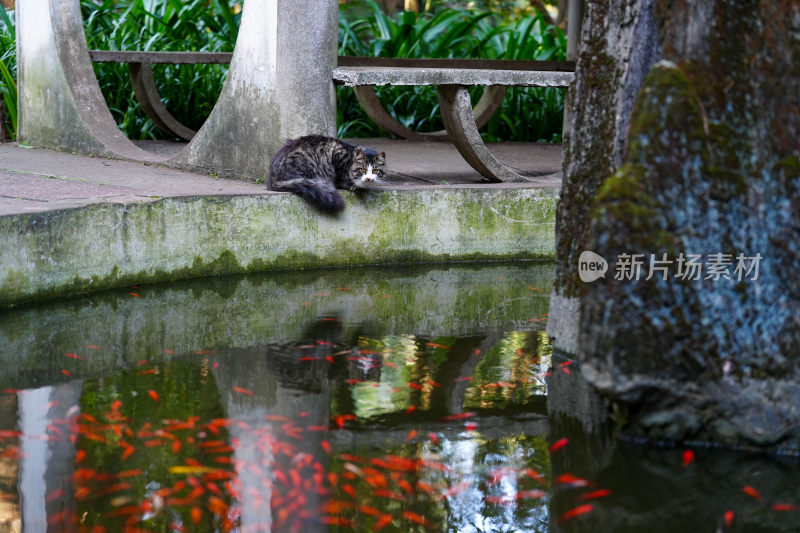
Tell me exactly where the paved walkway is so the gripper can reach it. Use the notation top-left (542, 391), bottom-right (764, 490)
top-left (0, 140), bottom-right (562, 216)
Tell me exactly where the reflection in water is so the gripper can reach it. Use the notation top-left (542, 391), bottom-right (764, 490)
top-left (0, 264), bottom-right (798, 532)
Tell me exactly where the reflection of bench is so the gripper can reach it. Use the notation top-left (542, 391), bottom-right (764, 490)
top-left (89, 51), bottom-right (575, 182)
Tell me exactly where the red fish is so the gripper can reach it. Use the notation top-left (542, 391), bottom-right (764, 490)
top-left (118, 469), bottom-right (143, 478)
top-left (454, 376), bottom-right (473, 382)
top-left (555, 473), bottom-right (593, 487)
top-left (147, 390), bottom-right (160, 402)
top-left (405, 406), bottom-right (416, 415)
top-left (64, 353), bottom-right (84, 360)
top-left (397, 478), bottom-right (415, 495)
top-left (61, 369), bottom-right (72, 377)
top-left (190, 507), bottom-right (202, 525)
top-left (772, 503), bottom-right (797, 512)
top-left (517, 489), bottom-right (547, 500)
top-left (525, 468), bottom-right (546, 484)
top-left (723, 510), bottom-right (734, 527)
top-left (321, 517), bottom-right (353, 527)
top-left (742, 485), bottom-right (762, 500)
top-left (441, 412), bottom-right (476, 422)
top-left (403, 511), bottom-right (435, 529)
top-left (374, 514), bottom-right (393, 531)
top-left (558, 503), bottom-right (594, 523)
top-left (232, 386), bottom-right (255, 396)
top-left (46, 488), bottom-right (65, 502)
top-left (342, 483), bottom-right (357, 499)
top-left (549, 438), bottom-right (569, 453)
top-left (682, 449), bottom-right (695, 467)
top-left (121, 443), bottom-right (136, 460)
top-left (129, 292), bottom-right (142, 298)
top-left (375, 489), bottom-right (405, 501)
top-left (576, 488), bottom-right (611, 501)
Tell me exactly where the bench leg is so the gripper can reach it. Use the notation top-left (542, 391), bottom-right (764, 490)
top-left (128, 62), bottom-right (196, 141)
top-left (353, 85), bottom-right (507, 142)
top-left (437, 84), bottom-right (530, 183)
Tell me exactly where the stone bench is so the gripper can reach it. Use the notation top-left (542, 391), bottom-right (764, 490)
top-left (89, 51), bottom-right (575, 183)
top-left (334, 56), bottom-right (575, 182)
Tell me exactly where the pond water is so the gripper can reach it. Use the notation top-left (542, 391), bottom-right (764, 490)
top-left (0, 264), bottom-right (798, 533)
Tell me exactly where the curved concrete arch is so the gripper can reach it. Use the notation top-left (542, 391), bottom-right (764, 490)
top-left (18, 0), bottom-right (338, 181)
top-left (17, 0), bottom-right (164, 161)
top-left (353, 85), bottom-right (508, 142)
top-left (165, 0), bottom-right (338, 181)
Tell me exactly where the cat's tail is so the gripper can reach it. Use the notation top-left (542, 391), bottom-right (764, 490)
top-left (268, 177), bottom-right (345, 212)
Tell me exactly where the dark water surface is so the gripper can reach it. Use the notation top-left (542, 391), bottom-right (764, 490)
top-left (0, 264), bottom-right (797, 532)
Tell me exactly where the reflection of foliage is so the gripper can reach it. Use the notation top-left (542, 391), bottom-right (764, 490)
top-left (342, 330), bottom-right (552, 420)
top-left (465, 331), bottom-right (552, 410)
top-left (325, 433), bottom-right (550, 532)
top-left (76, 361), bottom-right (233, 532)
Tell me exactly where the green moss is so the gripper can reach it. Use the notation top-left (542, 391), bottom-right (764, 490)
top-left (774, 154), bottom-right (800, 177)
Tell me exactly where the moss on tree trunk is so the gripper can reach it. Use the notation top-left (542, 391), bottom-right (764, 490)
top-left (552, 0), bottom-right (800, 449)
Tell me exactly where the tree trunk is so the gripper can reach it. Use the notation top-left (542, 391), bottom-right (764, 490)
top-left (550, 0), bottom-right (800, 449)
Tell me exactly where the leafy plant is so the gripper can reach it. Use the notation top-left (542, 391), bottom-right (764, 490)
top-left (2, 1), bottom-right (566, 143)
top-left (337, 1), bottom-right (567, 142)
top-left (80, 0), bottom-right (240, 139)
top-left (0, 7), bottom-right (16, 141)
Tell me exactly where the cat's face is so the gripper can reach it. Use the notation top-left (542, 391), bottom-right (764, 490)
top-left (350, 149), bottom-right (386, 187)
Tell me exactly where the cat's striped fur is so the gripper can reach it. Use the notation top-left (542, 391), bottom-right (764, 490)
top-left (267, 135), bottom-right (386, 212)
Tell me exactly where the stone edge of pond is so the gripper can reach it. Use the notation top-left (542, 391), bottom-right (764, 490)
top-left (0, 186), bottom-right (558, 309)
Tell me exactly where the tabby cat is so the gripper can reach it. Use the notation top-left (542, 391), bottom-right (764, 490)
top-left (267, 135), bottom-right (386, 212)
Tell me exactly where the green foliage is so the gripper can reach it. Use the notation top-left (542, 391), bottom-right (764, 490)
top-left (80, 0), bottom-right (240, 140)
top-left (2, 1), bottom-right (566, 143)
top-left (338, 1), bottom-right (566, 141)
top-left (0, 8), bottom-right (16, 140)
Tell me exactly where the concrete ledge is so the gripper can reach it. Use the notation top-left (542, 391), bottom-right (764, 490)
top-left (1, 187), bottom-right (557, 308)
top-left (0, 143), bottom-right (559, 308)
top-left (333, 66), bottom-right (575, 87)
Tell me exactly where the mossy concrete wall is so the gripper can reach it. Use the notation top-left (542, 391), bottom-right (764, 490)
top-left (0, 264), bottom-right (553, 388)
top-left (0, 186), bottom-right (557, 309)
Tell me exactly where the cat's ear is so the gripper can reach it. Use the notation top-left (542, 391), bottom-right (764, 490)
top-left (378, 152), bottom-right (386, 160)
top-left (354, 148), bottom-right (366, 162)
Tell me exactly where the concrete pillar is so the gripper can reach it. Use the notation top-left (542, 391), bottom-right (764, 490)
top-left (16, 0), bottom-right (161, 160)
top-left (566, 0), bottom-right (584, 61)
top-left (170, 0), bottom-right (338, 181)
top-left (16, 0), bottom-right (339, 181)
